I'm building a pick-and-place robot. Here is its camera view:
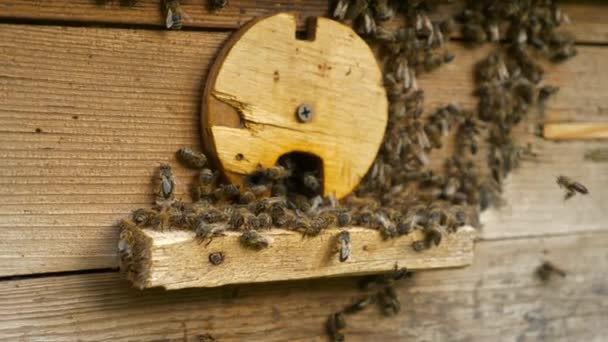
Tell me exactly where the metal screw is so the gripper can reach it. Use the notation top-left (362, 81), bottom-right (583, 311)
top-left (296, 104), bottom-right (313, 122)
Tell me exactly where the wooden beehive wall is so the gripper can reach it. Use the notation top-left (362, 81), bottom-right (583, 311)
top-left (0, 1), bottom-right (607, 340)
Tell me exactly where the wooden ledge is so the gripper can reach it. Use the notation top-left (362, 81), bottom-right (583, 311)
top-left (119, 226), bottom-right (476, 290)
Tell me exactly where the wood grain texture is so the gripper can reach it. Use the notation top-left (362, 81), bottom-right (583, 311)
top-left (1, 1), bottom-right (606, 44)
top-left (543, 123), bottom-right (608, 140)
top-left (204, 13), bottom-right (387, 198)
top-left (1, 24), bottom-right (607, 276)
top-left (121, 226), bottom-right (475, 289)
top-left (1, 231), bottom-right (607, 341)
top-left (0, 0), bottom-right (329, 30)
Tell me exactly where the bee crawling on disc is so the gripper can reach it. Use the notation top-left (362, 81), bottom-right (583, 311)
top-left (556, 175), bottom-right (588, 200)
top-left (176, 147), bottom-right (207, 169)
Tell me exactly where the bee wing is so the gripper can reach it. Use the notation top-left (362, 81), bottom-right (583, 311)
top-left (166, 8), bottom-right (174, 29)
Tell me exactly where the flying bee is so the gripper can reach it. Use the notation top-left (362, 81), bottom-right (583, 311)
top-left (358, 9), bottom-right (376, 36)
top-left (264, 165), bottom-right (290, 180)
top-left (208, 0), bottom-right (227, 11)
top-left (326, 312), bottom-right (346, 342)
top-left (556, 175), bottom-right (588, 200)
top-left (536, 261), bottom-right (567, 281)
top-left (163, 0), bottom-right (188, 30)
top-left (239, 230), bottom-right (271, 250)
top-left (373, 0), bottom-right (393, 21)
top-left (332, 0), bottom-right (350, 20)
top-left (335, 230), bottom-right (351, 262)
top-left (156, 163), bottom-right (175, 206)
top-left (176, 147), bottom-right (207, 169)
top-left (343, 295), bottom-right (374, 314)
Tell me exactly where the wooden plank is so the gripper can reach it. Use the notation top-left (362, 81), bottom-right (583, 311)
top-left (544, 123), bottom-right (608, 140)
top-left (1, 24), bottom-right (607, 276)
top-left (0, 0), bottom-right (329, 29)
top-left (1, 232), bottom-right (607, 341)
top-left (121, 226), bottom-right (476, 289)
top-left (1, 1), bottom-right (606, 44)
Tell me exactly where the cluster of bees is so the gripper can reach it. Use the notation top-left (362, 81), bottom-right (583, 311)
top-left (328, 266), bottom-right (413, 341)
top-left (93, 0), bottom-right (228, 30)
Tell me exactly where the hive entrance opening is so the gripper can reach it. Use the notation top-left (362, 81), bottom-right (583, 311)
top-left (278, 152), bottom-right (323, 198)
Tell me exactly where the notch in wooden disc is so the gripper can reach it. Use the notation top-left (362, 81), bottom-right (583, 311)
top-left (202, 13), bottom-right (388, 199)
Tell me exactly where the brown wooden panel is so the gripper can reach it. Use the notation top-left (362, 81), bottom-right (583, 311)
top-left (1, 232), bottom-right (606, 341)
top-left (1, 24), bottom-right (607, 276)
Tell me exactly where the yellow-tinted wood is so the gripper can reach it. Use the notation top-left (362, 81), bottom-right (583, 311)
top-left (203, 13), bottom-right (388, 199)
top-left (120, 226), bottom-right (476, 289)
top-left (543, 123), bottom-right (608, 140)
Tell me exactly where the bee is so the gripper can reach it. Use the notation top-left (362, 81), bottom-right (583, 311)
top-left (213, 183), bottom-right (240, 201)
top-left (536, 261), bottom-right (566, 281)
top-left (332, 0), bottom-right (350, 20)
top-left (377, 286), bottom-right (400, 316)
top-left (274, 211), bottom-right (296, 228)
top-left (538, 85), bottom-right (559, 106)
top-left (156, 163), bottom-right (175, 206)
top-left (238, 190), bottom-right (256, 204)
top-left (197, 333), bottom-right (217, 342)
top-left (306, 212), bottom-right (336, 236)
top-left (336, 230), bottom-right (351, 262)
top-left (353, 210), bottom-right (374, 227)
top-left (271, 183), bottom-right (287, 196)
top-left (250, 184), bottom-right (269, 196)
top-left (411, 240), bottom-right (427, 252)
top-left (239, 230), bottom-right (271, 250)
top-left (462, 23), bottom-right (487, 44)
top-left (373, 0), bottom-right (393, 21)
top-left (176, 147), bottom-right (207, 169)
top-left (358, 9), bottom-right (376, 36)
top-left (326, 312), bottom-right (346, 342)
top-left (264, 165), bottom-right (290, 180)
top-left (208, 0), bottom-right (227, 11)
top-left (343, 295), bottom-right (374, 314)
top-left (195, 222), bottom-right (227, 244)
top-left (208, 252), bottom-right (224, 266)
top-left (289, 194), bottom-right (312, 213)
top-left (424, 226), bottom-right (444, 247)
top-left (199, 207), bottom-right (227, 224)
top-left (199, 168), bottom-right (216, 185)
top-left (584, 148), bottom-right (608, 162)
top-left (556, 175), bottom-right (588, 200)
top-left (336, 211), bottom-right (352, 227)
top-left (163, 0), bottom-right (187, 30)
top-left (256, 213), bottom-right (273, 229)
top-left (302, 172), bottom-right (321, 193)
top-left (132, 208), bottom-right (159, 226)
top-left (375, 212), bottom-right (397, 239)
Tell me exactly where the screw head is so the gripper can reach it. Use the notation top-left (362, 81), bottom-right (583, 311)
top-left (296, 103), bottom-right (313, 122)
top-left (208, 252), bottom-right (224, 265)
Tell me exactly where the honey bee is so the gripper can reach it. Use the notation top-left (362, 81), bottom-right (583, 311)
top-left (176, 147), bottom-right (207, 169)
top-left (343, 295), bottom-right (374, 314)
top-left (213, 183), bottom-right (240, 201)
top-left (238, 190), bottom-right (256, 204)
top-left (271, 183), bottom-right (287, 196)
top-left (256, 213), bottom-right (273, 229)
top-left (208, 252), bottom-right (224, 265)
top-left (556, 175), bottom-right (588, 200)
top-left (227, 209), bottom-right (245, 230)
top-left (197, 333), bottom-right (217, 342)
top-left (536, 261), bottom-right (566, 281)
top-left (195, 222), bottom-right (227, 244)
top-left (332, 0), bottom-right (350, 20)
top-left (305, 212), bottom-right (336, 236)
top-left (377, 286), bottom-right (400, 316)
top-left (302, 172), bottom-right (321, 193)
top-left (239, 230), bottom-right (271, 250)
top-left (336, 211), bottom-right (352, 227)
top-left (250, 184), bottom-right (269, 196)
top-left (336, 230), bottom-right (351, 262)
top-left (326, 312), bottom-right (346, 342)
top-left (163, 0), bottom-right (187, 30)
top-left (424, 225), bottom-right (443, 247)
top-left (156, 163), bottom-right (175, 206)
top-left (411, 240), bottom-right (427, 252)
top-left (264, 165), bottom-right (290, 180)
top-left (132, 208), bottom-right (159, 226)
top-left (208, 0), bottom-right (227, 11)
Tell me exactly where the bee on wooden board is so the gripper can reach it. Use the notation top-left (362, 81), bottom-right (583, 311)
top-left (156, 163), bottom-right (175, 206)
top-left (556, 175), bottom-right (588, 200)
top-left (176, 147), bottom-right (207, 169)
top-left (163, 0), bottom-right (189, 30)
top-left (208, 0), bottom-right (228, 12)
top-left (335, 230), bottom-right (351, 262)
top-left (239, 230), bottom-right (271, 250)
top-left (536, 261), bottom-right (566, 282)
top-left (343, 295), bottom-right (374, 314)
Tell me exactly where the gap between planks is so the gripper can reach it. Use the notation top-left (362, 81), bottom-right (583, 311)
top-left (0, 231), bottom-right (606, 341)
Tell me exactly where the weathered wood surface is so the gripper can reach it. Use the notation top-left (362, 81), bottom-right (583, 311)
top-left (204, 13), bottom-right (387, 199)
top-left (1, 24), bottom-right (608, 276)
top-left (121, 226), bottom-right (475, 289)
top-left (1, 1), bottom-right (606, 44)
top-left (2, 231), bottom-right (607, 341)
top-left (0, 0), bottom-right (329, 30)
top-left (544, 123), bottom-right (608, 140)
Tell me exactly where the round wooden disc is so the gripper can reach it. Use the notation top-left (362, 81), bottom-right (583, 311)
top-left (202, 13), bottom-right (387, 199)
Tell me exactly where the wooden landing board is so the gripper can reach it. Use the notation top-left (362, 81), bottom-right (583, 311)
top-left (120, 226), bottom-right (476, 289)
top-left (544, 123), bottom-right (608, 140)
top-left (2, 231), bottom-right (607, 341)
